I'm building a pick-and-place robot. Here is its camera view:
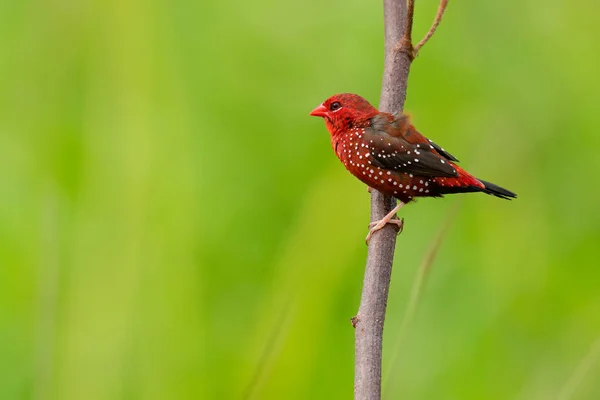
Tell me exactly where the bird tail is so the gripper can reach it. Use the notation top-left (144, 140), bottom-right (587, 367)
top-left (479, 179), bottom-right (517, 200)
top-left (432, 166), bottom-right (517, 200)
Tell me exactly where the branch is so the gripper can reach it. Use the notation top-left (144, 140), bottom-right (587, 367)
top-left (354, 0), bottom-right (451, 398)
top-left (353, 0), bottom-right (412, 399)
top-left (414, 0), bottom-right (449, 55)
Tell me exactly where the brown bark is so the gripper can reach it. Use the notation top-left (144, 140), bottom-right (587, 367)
top-left (353, 1), bottom-right (449, 398)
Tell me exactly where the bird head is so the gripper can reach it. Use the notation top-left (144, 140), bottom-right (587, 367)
top-left (310, 93), bottom-right (378, 136)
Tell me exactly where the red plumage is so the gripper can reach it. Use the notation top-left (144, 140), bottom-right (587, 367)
top-left (310, 93), bottom-right (516, 204)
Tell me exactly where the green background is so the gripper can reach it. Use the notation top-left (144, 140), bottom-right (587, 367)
top-left (1, 0), bottom-right (599, 398)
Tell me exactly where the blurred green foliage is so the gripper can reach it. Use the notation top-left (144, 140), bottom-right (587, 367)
top-left (1, 0), bottom-right (599, 399)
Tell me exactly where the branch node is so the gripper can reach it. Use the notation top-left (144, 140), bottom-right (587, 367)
top-left (351, 316), bottom-right (360, 329)
top-left (393, 36), bottom-right (416, 61)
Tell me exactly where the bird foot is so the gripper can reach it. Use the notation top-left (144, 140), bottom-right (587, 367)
top-left (365, 202), bottom-right (406, 244)
top-left (368, 218), bottom-right (404, 231)
top-left (365, 218), bottom-right (404, 244)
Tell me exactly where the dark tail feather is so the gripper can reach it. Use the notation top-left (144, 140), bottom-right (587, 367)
top-left (479, 179), bottom-right (517, 200)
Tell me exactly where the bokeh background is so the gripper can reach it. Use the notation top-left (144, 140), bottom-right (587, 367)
top-left (2, 0), bottom-right (600, 398)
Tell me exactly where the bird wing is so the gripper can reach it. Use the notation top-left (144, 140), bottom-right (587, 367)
top-left (373, 113), bottom-right (460, 162)
top-left (365, 116), bottom-right (459, 177)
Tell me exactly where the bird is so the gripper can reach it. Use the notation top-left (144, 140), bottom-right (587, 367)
top-left (309, 93), bottom-right (517, 243)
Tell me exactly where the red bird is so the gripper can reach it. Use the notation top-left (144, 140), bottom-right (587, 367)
top-left (310, 93), bottom-right (516, 242)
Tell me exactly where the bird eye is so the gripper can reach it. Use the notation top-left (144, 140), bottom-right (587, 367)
top-left (329, 102), bottom-right (342, 111)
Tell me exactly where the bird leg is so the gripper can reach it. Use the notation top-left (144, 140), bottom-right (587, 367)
top-left (365, 202), bottom-right (406, 244)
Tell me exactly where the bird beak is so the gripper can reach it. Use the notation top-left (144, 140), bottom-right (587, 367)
top-left (309, 104), bottom-right (328, 118)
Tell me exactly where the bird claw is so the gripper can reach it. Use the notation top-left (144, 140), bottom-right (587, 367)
top-left (365, 217), bottom-right (404, 244)
top-left (364, 201), bottom-right (406, 244)
top-left (367, 218), bottom-right (404, 230)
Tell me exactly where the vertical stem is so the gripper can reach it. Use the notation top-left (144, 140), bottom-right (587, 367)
top-left (353, 0), bottom-right (413, 398)
top-left (380, 0), bottom-right (412, 114)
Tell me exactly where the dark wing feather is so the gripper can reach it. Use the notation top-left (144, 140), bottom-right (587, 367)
top-left (370, 113), bottom-right (460, 163)
top-left (427, 139), bottom-right (459, 162)
top-left (364, 126), bottom-right (458, 177)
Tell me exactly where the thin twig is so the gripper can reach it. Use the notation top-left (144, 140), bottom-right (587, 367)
top-left (383, 203), bottom-right (460, 396)
top-left (414, 0), bottom-right (449, 55)
top-left (404, 0), bottom-right (416, 44)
